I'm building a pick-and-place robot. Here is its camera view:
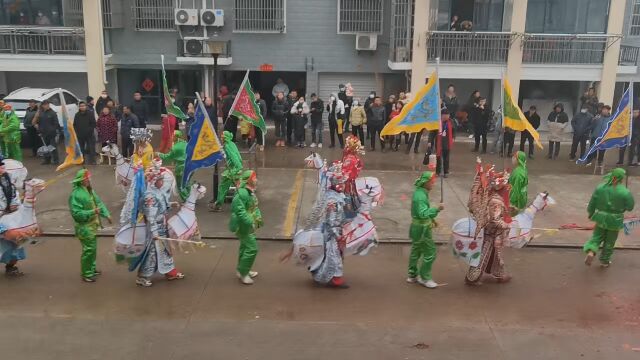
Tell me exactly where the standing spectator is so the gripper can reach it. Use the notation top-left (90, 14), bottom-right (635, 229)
top-left (24, 99), bottom-right (40, 157)
top-left (326, 93), bottom-right (345, 148)
top-left (428, 109), bottom-right (455, 177)
top-left (34, 11), bottom-right (51, 25)
top-left (34, 100), bottom-right (60, 165)
top-left (184, 103), bottom-right (196, 138)
top-left (85, 96), bottom-right (95, 114)
top-left (73, 101), bottom-right (96, 165)
top-left (217, 85), bottom-right (228, 119)
top-left (95, 90), bottom-right (112, 115)
top-left (254, 91), bottom-right (267, 151)
top-left (569, 105), bottom-right (593, 160)
top-left (204, 96), bottom-right (218, 134)
top-left (470, 97), bottom-right (490, 153)
top-left (580, 87), bottom-right (599, 117)
top-left (364, 91), bottom-right (376, 139)
top-left (546, 103), bottom-right (569, 160)
top-left (309, 93), bottom-right (324, 148)
top-left (460, 20), bottom-right (473, 31)
top-left (384, 95), bottom-right (396, 122)
top-left (586, 105), bottom-right (611, 166)
top-left (222, 91), bottom-right (238, 141)
top-left (96, 106), bottom-right (118, 145)
top-left (120, 105), bottom-right (140, 158)
top-left (443, 84), bottom-right (459, 119)
top-left (271, 92), bottom-right (289, 147)
top-left (338, 84), bottom-right (352, 133)
top-left (502, 127), bottom-right (515, 158)
top-left (130, 92), bottom-right (149, 128)
top-left (450, 15), bottom-right (460, 30)
top-left (521, 105), bottom-right (541, 159)
top-left (286, 90), bottom-right (298, 145)
top-left (106, 100), bottom-right (121, 121)
top-left (290, 97), bottom-right (309, 148)
top-left (272, 78), bottom-right (290, 98)
top-left (349, 99), bottom-right (366, 144)
top-left (618, 108), bottom-right (640, 166)
top-left (463, 90), bottom-right (481, 135)
top-left (368, 97), bottom-right (386, 151)
top-left (387, 101), bottom-right (403, 151)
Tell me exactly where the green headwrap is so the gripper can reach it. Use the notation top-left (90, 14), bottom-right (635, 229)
top-left (603, 168), bottom-right (626, 186)
top-left (414, 171), bottom-right (434, 188)
top-left (515, 151), bottom-right (527, 168)
top-left (222, 130), bottom-right (233, 143)
top-left (173, 130), bottom-right (184, 139)
top-left (71, 169), bottom-right (90, 186)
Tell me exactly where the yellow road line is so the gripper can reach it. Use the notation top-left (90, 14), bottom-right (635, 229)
top-left (282, 169), bottom-right (304, 238)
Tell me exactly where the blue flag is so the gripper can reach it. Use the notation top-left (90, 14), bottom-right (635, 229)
top-left (578, 87), bottom-right (633, 164)
top-left (182, 94), bottom-right (225, 187)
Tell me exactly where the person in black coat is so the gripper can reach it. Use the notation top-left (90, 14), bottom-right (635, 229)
top-left (470, 97), bottom-right (490, 153)
top-left (23, 99), bottom-right (40, 157)
top-left (130, 92), bottom-right (149, 128)
top-left (95, 90), bottom-right (112, 115)
top-left (204, 96), bottom-right (218, 134)
top-left (520, 105), bottom-right (541, 158)
top-left (286, 90), bottom-right (298, 145)
top-left (222, 91), bottom-right (238, 141)
top-left (34, 100), bottom-right (60, 165)
top-left (338, 84), bottom-right (352, 133)
top-left (120, 106), bottom-right (140, 158)
top-left (73, 101), bottom-right (97, 164)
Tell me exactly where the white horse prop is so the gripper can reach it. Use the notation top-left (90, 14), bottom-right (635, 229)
top-left (101, 142), bottom-right (135, 192)
top-left (451, 192), bottom-right (556, 266)
top-left (5, 159), bottom-right (28, 190)
top-left (0, 178), bottom-right (46, 246)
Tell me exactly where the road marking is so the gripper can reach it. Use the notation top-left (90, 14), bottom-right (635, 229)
top-left (282, 169), bottom-right (304, 238)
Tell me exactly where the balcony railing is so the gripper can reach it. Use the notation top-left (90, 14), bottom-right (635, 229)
top-left (0, 26), bottom-right (85, 55)
top-left (426, 31), bottom-right (513, 64)
top-left (619, 45), bottom-right (640, 66)
top-left (522, 34), bottom-right (610, 65)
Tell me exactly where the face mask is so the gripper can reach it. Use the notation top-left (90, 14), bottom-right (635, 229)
top-left (299, 100), bottom-right (304, 104)
top-left (581, 109), bottom-right (587, 113)
top-left (330, 96), bottom-right (335, 101)
top-left (339, 88), bottom-right (345, 92)
top-left (101, 94), bottom-right (107, 99)
top-left (353, 101), bottom-right (359, 106)
top-left (369, 94), bottom-right (374, 99)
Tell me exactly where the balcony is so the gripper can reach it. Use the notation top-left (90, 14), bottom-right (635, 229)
top-left (0, 26), bottom-right (85, 55)
top-left (521, 34), bottom-right (612, 65)
top-left (619, 45), bottom-right (640, 66)
top-left (426, 31), bottom-right (514, 64)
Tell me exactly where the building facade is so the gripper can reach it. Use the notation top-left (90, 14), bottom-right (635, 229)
top-left (0, 0), bottom-right (638, 123)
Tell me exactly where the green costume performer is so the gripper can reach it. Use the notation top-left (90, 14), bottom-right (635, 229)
top-left (0, 106), bottom-right (22, 161)
top-left (68, 169), bottom-right (111, 282)
top-left (509, 151), bottom-right (528, 211)
top-left (583, 168), bottom-right (634, 266)
top-left (214, 131), bottom-right (244, 210)
top-left (229, 170), bottom-right (263, 284)
top-left (407, 171), bottom-right (442, 288)
top-left (158, 130), bottom-right (188, 201)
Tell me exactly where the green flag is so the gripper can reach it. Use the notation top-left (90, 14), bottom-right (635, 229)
top-left (229, 71), bottom-right (267, 134)
top-left (161, 55), bottom-right (187, 120)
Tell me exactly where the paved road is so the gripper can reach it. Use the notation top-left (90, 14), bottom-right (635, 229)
top-left (2, 238), bottom-right (640, 359)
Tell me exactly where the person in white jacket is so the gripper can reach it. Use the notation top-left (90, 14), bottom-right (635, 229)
top-left (326, 93), bottom-right (345, 148)
top-left (272, 78), bottom-right (290, 98)
top-left (291, 97), bottom-right (310, 148)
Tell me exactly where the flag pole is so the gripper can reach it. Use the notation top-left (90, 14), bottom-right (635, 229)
top-left (501, 72), bottom-right (506, 171)
top-left (436, 57), bottom-right (444, 204)
top-left (627, 82), bottom-right (634, 187)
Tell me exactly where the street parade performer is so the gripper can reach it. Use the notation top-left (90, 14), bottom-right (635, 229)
top-left (407, 171), bottom-right (443, 289)
top-left (0, 155), bottom-right (24, 276)
top-left (311, 162), bottom-right (349, 288)
top-left (0, 104), bottom-right (22, 161)
top-left (68, 169), bottom-right (111, 283)
top-left (509, 151), bottom-right (529, 212)
top-left (129, 165), bottom-right (184, 287)
top-left (131, 128), bottom-right (154, 170)
top-left (212, 130), bottom-right (244, 212)
top-left (341, 135), bottom-right (364, 215)
top-left (230, 170), bottom-right (262, 285)
top-left (466, 167), bottom-right (513, 285)
top-left (158, 130), bottom-right (188, 201)
top-left (583, 168), bottom-right (635, 267)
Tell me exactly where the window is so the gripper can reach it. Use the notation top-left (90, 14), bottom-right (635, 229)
top-left (131, 0), bottom-right (175, 31)
top-left (47, 94), bottom-right (61, 106)
top-left (63, 92), bottom-right (78, 105)
top-left (338, 0), bottom-right (383, 34)
top-left (525, 0), bottom-right (608, 34)
top-left (631, 0), bottom-right (640, 36)
top-left (234, 0), bottom-right (286, 33)
top-left (0, 0), bottom-right (80, 27)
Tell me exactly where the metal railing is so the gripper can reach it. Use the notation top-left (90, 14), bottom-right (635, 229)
top-left (234, 0), bottom-right (286, 33)
top-left (522, 34), bottom-right (610, 64)
top-left (389, 0), bottom-right (413, 63)
top-left (619, 45), bottom-right (640, 66)
top-left (0, 26), bottom-right (85, 55)
top-left (131, 0), bottom-right (175, 31)
top-left (426, 31), bottom-right (513, 63)
top-left (338, 0), bottom-right (384, 34)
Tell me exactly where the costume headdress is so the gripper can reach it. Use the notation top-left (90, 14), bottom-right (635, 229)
top-left (344, 135), bottom-right (364, 155)
top-left (130, 128), bottom-right (153, 143)
top-left (603, 168), bottom-right (626, 186)
top-left (414, 171), bottom-right (435, 188)
top-left (71, 169), bottom-right (91, 184)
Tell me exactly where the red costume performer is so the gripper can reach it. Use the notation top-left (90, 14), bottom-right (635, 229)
top-left (158, 114), bottom-right (177, 153)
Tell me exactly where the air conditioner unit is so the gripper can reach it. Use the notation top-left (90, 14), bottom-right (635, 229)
top-left (356, 33), bottom-right (377, 51)
top-left (200, 9), bottom-right (224, 27)
top-left (183, 37), bottom-right (205, 56)
top-left (175, 8), bottom-right (199, 26)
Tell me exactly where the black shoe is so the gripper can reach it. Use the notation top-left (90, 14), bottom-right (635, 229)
top-left (329, 145), bottom-right (335, 148)
top-left (41, 160), bottom-right (51, 165)
top-left (616, 161), bottom-right (623, 165)
top-left (5, 265), bottom-right (24, 277)
top-left (471, 149), bottom-right (478, 153)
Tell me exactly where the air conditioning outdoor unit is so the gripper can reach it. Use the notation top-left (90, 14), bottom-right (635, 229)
top-left (175, 8), bottom-right (199, 26)
top-left (183, 37), bottom-right (205, 56)
top-left (200, 9), bottom-right (224, 27)
top-left (356, 33), bottom-right (377, 51)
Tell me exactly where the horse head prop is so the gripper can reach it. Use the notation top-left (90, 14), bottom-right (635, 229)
top-left (0, 178), bottom-right (46, 245)
top-left (304, 152), bottom-right (325, 170)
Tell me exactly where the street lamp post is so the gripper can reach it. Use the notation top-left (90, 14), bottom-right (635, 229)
top-left (206, 41), bottom-right (226, 208)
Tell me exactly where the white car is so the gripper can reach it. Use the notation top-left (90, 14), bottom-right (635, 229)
top-left (4, 87), bottom-right (81, 130)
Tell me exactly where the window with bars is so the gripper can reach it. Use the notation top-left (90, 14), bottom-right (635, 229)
top-left (631, 0), bottom-right (640, 36)
top-left (234, 0), bottom-right (286, 33)
top-left (389, 0), bottom-right (413, 62)
top-left (338, 0), bottom-right (383, 34)
top-left (131, 0), bottom-right (175, 31)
